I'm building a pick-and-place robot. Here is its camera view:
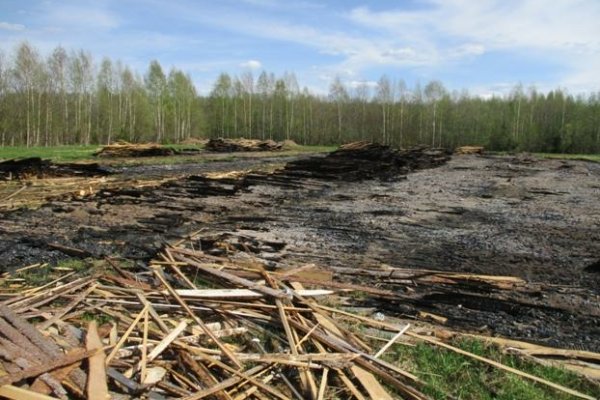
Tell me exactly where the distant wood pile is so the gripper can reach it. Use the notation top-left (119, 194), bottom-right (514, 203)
top-left (0, 157), bottom-right (110, 180)
top-left (205, 138), bottom-right (284, 152)
top-left (455, 146), bottom-right (484, 155)
top-left (276, 141), bottom-right (452, 181)
top-left (94, 142), bottom-right (175, 158)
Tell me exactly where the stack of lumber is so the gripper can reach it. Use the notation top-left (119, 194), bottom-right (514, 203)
top-left (455, 146), bottom-right (484, 155)
top-left (0, 232), bottom-right (597, 399)
top-left (94, 142), bottom-right (175, 158)
top-left (275, 142), bottom-right (451, 181)
top-left (0, 158), bottom-right (110, 181)
top-left (205, 138), bottom-right (284, 152)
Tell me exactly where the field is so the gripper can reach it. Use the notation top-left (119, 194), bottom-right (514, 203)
top-left (0, 144), bottom-right (598, 399)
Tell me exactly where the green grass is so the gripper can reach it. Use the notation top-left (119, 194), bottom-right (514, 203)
top-left (489, 151), bottom-right (600, 163)
top-left (535, 153), bottom-right (600, 163)
top-left (0, 145), bottom-right (100, 162)
top-left (383, 338), bottom-right (599, 400)
top-left (0, 144), bottom-right (336, 165)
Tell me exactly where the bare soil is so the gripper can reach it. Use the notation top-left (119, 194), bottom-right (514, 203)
top-left (0, 152), bottom-right (598, 351)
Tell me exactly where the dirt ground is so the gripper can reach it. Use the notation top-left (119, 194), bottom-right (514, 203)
top-left (0, 152), bottom-right (598, 351)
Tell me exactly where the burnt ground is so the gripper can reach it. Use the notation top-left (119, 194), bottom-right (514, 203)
top-left (0, 152), bottom-right (599, 351)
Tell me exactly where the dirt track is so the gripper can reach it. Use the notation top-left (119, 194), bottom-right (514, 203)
top-left (0, 152), bottom-right (598, 351)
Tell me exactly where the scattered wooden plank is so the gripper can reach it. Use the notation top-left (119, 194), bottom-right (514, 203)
top-left (105, 304), bottom-right (149, 365)
top-left (0, 348), bottom-right (93, 386)
top-left (152, 266), bottom-right (242, 369)
top-left (86, 321), bottom-right (109, 400)
top-left (0, 385), bottom-right (58, 400)
top-left (374, 324), bottom-right (410, 359)
top-left (170, 252), bottom-right (291, 299)
top-left (171, 288), bottom-right (334, 299)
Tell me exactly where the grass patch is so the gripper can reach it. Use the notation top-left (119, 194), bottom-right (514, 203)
top-left (3, 257), bottom-right (98, 288)
top-left (0, 145), bottom-right (100, 162)
top-left (0, 144), bottom-right (335, 165)
top-left (383, 337), bottom-right (599, 399)
top-left (81, 310), bottom-right (114, 325)
top-left (535, 153), bottom-right (600, 163)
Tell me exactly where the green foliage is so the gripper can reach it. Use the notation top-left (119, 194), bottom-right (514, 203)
top-left (0, 145), bottom-right (98, 161)
top-left (81, 311), bottom-right (114, 325)
top-left (2, 42), bottom-right (600, 153)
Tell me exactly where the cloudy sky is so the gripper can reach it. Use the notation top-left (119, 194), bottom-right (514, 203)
top-left (1, 0), bottom-right (599, 96)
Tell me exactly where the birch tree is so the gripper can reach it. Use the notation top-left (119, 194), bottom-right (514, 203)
top-left (145, 60), bottom-right (167, 142)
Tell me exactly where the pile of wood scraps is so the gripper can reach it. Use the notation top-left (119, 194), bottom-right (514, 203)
top-left (0, 235), bottom-right (597, 399)
top-left (94, 142), bottom-right (176, 158)
top-left (0, 158), bottom-right (110, 181)
top-left (205, 138), bottom-right (284, 152)
top-left (454, 146), bottom-right (484, 155)
top-left (270, 142), bottom-right (451, 182)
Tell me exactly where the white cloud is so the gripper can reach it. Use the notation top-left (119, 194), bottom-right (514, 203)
top-left (240, 59), bottom-right (262, 69)
top-left (347, 0), bottom-right (600, 91)
top-left (347, 80), bottom-right (378, 89)
top-left (0, 22), bottom-right (26, 31)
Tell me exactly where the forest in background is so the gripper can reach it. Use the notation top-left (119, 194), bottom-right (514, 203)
top-left (1, 42), bottom-right (599, 153)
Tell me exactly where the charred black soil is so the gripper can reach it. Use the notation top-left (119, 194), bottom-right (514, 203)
top-left (0, 147), bottom-right (599, 352)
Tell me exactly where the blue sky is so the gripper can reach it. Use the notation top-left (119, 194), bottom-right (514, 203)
top-left (1, 0), bottom-right (599, 97)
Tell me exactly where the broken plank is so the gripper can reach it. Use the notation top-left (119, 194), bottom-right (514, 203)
top-left (0, 385), bottom-right (58, 400)
top-left (171, 288), bottom-right (333, 299)
top-left (86, 321), bottom-right (109, 400)
top-left (170, 252), bottom-right (291, 299)
top-left (152, 266), bottom-right (242, 369)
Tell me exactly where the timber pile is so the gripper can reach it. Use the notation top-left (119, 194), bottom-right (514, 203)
top-left (0, 158), bottom-right (110, 181)
top-left (205, 138), bottom-right (284, 152)
top-left (0, 233), bottom-right (597, 399)
top-left (455, 146), bottom-right (484, 155)
top-left (274, 142), bottom-right (451, 181)
top-left (94, 142), bottom-right (176, 158)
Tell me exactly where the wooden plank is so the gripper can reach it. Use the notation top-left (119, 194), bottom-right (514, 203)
top-left (148, 320), bottom-right (187, 361)
top-left (38, 284), bottom-right (97, 330)
top-left (288, 282), bottom-right (396, 399)
top-left (172, 288), bottom-right (333, 299)
top-left (152, 266), bottom-right (242, 369)
top-left (351, 366), bottom-right (393, 400)
top-left (316, 368), bottom-right (329, 400)
top-left (0, 348), bottom-right (92, 386)
top-left (170, 252), bottom-right (290, 299)
top-left (140, 307), bottom-right (149, 384)
top-left (179, 351), bottom-right (234, 400)
top-left (0, 385), bottom-right (58, 400)
top-left (191, 349), bottom-right (289, 400)
top-left (261, 270), bottom-right (317, 399)
top-left (374, 324), bottom-right (410, 359)
top-left (105, 303), bottom-right (149, 365)
top-left (86, 321), bottom-right (109, 400)
top-left (336, 369), bottom-right (367, 400)
top-left (164, 248), bottom-right (197, 289)
top-left (181, 365), bottom-right (265, 400)
top-left (289, 320), bottom-right (426, 400)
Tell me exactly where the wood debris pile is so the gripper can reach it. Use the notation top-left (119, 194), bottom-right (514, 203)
top-left (94, 142), bottom-right (176, 158)
top-left (205, 138), bottom-right (283, 152)
top-left (0, 233), bottom-right (597, 399)
top-left (274, 142), bottom-right (451, 181)
top-left (455, 146), bottom-right (484, 155)
top-left (0, 158), bottom-right (110, 181)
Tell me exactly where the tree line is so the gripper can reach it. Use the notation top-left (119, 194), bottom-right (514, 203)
top-left (1, 42), bottom-right (600, 153)
top-left (0, 42), bottom-right (198, 147)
